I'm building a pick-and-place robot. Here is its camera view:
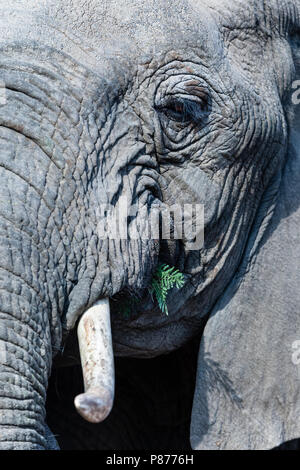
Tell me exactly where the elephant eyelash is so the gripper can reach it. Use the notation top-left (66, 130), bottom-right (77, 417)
top-left (156, 97), bottom-right (207, 124)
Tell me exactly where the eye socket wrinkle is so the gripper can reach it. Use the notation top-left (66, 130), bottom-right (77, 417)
top-left (157, 97), bottom-right (207, 124)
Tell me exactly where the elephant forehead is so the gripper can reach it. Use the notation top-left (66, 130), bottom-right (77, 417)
top-left (46, 0), bottom-right (217, 63)
top-left (47, 0), bottom-right (299, 36)
top-left (47, 0), bottom-right (212, 43)
top-left (47, 0), bottom-right (300, 47)
top-left (1, 1), bottom-right (298, 74)
top-left (0, 0), bottom-right (218, 71)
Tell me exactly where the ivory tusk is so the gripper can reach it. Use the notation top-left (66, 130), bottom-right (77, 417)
top-left (74, 298), bottom-right (115, 423)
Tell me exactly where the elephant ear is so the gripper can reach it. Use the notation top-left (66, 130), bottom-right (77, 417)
top-left (190, 52), bottom-right (300, 449)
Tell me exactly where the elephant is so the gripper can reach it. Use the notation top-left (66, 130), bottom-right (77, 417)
top-left (0, 0), bottom-right (299, 450)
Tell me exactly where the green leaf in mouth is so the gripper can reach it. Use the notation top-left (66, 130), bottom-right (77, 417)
top-left (119, 264), bottom-right (185, 317)
top-left (148, 264), bottom-right (185, 316)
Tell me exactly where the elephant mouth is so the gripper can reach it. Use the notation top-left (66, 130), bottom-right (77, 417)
top-left (71, 251), bottom-right (194, 424)
top-left (73, 293), bottom-right (159, 424)
top-left (66, 260), bottom-right (149, 423)
top-left (72, 276), bottom-right (179, 423)
top-left (61, 204), bottom-right (201, 424)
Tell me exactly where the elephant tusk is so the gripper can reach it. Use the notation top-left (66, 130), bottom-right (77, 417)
top-left (74, 298), bottom-right (115, 423)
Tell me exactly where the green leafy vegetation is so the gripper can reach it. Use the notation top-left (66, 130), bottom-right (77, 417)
top-left (149, 264), bottom-right (185, 315)
top-left (119, 264), bottom-right (185, 317)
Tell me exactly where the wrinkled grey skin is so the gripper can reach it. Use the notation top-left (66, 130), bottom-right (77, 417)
top-left (0, 0), bottom-right (299, 450)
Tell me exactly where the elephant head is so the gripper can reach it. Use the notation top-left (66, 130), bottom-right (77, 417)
top-left (0, 0), bottom-right (299, 450)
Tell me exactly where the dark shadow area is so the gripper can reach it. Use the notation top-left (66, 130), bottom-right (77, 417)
top-left (46, 336), bottom-right (200, 450)
top-left (274, 439), bottom-right (300, 450)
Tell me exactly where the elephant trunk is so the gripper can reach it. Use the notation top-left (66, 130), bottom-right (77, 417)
top-left (0, 126), bottom-right (62, 448)
top-left (0, 288), bottom-right (52, 449)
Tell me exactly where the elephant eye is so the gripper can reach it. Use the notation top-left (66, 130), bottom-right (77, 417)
top-left (157, 97), bottom-right (206, 124)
